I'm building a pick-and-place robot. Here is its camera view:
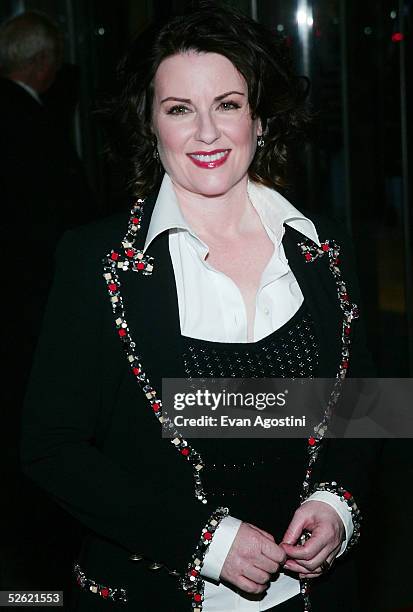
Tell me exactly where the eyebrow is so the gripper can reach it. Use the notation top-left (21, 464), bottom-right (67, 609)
top-left (160, 91), bottom-right (245, 104)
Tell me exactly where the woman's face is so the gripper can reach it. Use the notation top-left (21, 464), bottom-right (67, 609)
top-left (151, 51), bottom-right (262, 198)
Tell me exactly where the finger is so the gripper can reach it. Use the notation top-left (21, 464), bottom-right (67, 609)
top-left (253, 555), bottom-right (280, 575)
top-left (282, 540), bottom-right (324, 561)
top-left (286, 547), bottom-right (339, 574)
top-left (281, 513), bottom-right (308, 546)
top-left (284, 561), bottom-right (323, 578)
top-left (298, 571), bottom-right (323, 579)
top-left (292, 543), bottom-right (341, 572)
top-left (297, 556), bottom-right (335, 579)
top-left (284, 524), bottom-right (342, 564)
top-left (284, 545), bottom-right (328, 571)
top-left (261, 539), bottom-right (287, 564)
top-left (236, 575), bottom-right (269, 595)
top-left (282, 525), bottom-right (329, 561)
top-left (284, 559), bottom-right (313, 574)
top-left (285, 559), bottom-right (325, 574)
top-left (242, 565), bottom-right (271, 585)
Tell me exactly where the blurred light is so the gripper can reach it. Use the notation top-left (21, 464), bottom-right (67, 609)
top-left (390, 10), bottom-right (397, 19)
top-left (296, 5), bottom-right (313, 28)
top-left (364, 26), bottom-right (373, 35)
top-left (297, 9), bottom-right (307, 25)
top-left (277, 24), bottom-right (285, 32)
top-left (392, 32), bottom-right (404, 41)
top-left (98, 27), bottom-right (105, 35)
top-left (296, 1), bottom-right (312, 75)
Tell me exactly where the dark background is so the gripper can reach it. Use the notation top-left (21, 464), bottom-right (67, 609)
top-left (0, 1), bottom-right (412, 611)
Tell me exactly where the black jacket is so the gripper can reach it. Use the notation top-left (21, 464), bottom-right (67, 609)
top-left (0, 77), bottom-right (98, 366)
top-left (21, 192), bottom-right (381, 611)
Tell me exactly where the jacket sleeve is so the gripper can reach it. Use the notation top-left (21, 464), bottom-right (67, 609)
top-left (21, 228), bottom-right (224, 574)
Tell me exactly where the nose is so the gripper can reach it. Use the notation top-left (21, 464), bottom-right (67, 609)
top-left (195, 110), bottom-right (221, 144)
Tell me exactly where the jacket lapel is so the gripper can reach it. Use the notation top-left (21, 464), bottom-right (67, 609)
top-left (115, 202), bottom-right (343, 392)
top-left (282, 224), bottom-right (342, 377)
top-left (114, 194), bottom-right (185, 395)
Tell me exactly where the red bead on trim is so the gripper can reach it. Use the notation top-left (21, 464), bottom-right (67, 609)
top-left (152, 402), bottom-right (160, 411)
top-left (132, 367), bottom-right (141, 375)
top-left (181, 448), bottom-right (190, 456)
top-left (136, 262), bottom-right (145, 270)
top-left (118, 329), bottom-right (127, 337)
top-left (126, 249), bottom-right (134, 258)
top-left (108, 283), bottom-right (117, 292)
top-left (180, 507), bottom-right (229, 611)
top-left (110, 252), bottom-right (119, 261)
top-left (74, 562), bottom-right (127, 604)
top-left (132, 217), bottom-right (140, 225)
top-left (296, 237), bottom-right (362, 612)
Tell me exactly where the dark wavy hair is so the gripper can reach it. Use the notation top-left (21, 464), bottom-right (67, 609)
top-left (102, 1), bottom-right (311, 198)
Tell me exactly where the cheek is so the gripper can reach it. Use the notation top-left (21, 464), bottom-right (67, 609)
top-left (155, 120), bottom-right (188, 157)
top-left (229, 119), bottom-right (257, 150)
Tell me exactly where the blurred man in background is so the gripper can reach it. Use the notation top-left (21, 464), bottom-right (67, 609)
top-left (0, 11), bottom-right (96, 603)
top-left (0, 11), bottom-right (97, 341)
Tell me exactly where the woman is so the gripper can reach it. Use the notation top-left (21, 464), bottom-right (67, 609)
top-left (22, 4), bottom-right (380, 611)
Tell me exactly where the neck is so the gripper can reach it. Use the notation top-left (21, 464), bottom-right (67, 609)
top-left (172, 177), bottom-right (254, 239)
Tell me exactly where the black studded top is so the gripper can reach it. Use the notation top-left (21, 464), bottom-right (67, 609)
top-left (180, 303), bottom-right (321, 516)
top-left (181, 302), bottom-right (319, 380)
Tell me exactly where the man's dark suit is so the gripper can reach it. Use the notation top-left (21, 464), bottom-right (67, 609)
top-left (0, 77), bottom-right (96, 344)
top-left (21, 192), bottom-right (381, 611)
top-left (0, 76), bottom-right (96, 596)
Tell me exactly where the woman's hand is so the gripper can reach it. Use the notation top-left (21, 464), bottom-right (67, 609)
top-left (280, 501), bottom-right (344, 578)
top-left (220, 522), bottom-right (286, 594)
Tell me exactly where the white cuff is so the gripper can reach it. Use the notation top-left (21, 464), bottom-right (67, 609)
top-left (200, 515), bottom-right (242, 582)
top-left (301, 491), bottom-right (354, 557)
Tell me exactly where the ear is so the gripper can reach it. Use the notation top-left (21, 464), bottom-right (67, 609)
top-left (150, 123), bottom-right (159, 143)
top-left (256, 117), bottom-right (263, 137)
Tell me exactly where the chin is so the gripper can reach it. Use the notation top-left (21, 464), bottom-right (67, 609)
top-left (194, 184), bottom-right (231, 198)
top-left (189, 175), bottom-right (241, 198)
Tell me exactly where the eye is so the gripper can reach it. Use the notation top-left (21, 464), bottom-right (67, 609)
top-left (218, 100), bottom-right (241, 111)
top-left (166, 105), bottom-right (191, 115)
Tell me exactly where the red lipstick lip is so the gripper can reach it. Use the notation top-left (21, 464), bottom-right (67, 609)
top-left (186, 149), bottom-right (231, 169)
top-left (187, 149), bottom-right (229, 155)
